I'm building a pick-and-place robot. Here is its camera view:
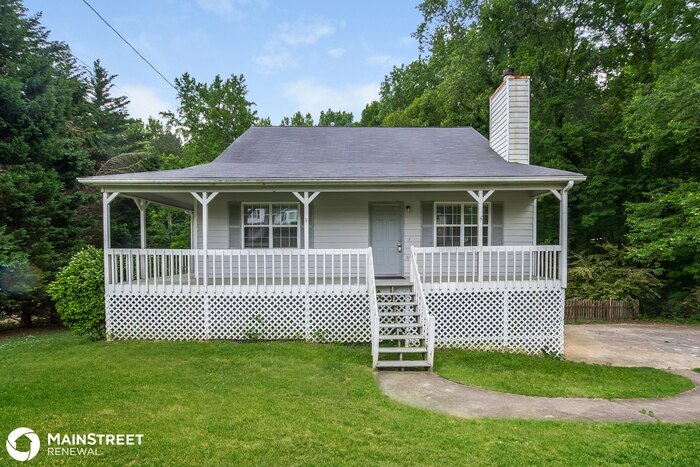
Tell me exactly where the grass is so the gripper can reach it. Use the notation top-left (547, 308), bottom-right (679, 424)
top-left (435, 350), bottom-right (694, 399)
top-left (0, 333), bottom-right (698, 465)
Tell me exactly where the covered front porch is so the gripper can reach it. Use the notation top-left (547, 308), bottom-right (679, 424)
top-left (101, 182), bottom-right (572, 290)
top-left (99, 184), bottom-right (570, 363)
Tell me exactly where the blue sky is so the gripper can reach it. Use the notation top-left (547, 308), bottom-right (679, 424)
top-left (24, 0), bottom-right (423, 124)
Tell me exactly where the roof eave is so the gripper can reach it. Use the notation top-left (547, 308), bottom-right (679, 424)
top-left (78, 175), bottom-right (586, 187)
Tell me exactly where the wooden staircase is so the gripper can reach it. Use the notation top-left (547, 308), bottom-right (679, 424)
top-left (374, 281), bottom-right (430, 370)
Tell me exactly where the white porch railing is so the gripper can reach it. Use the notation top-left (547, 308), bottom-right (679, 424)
top-left (106, 248), bottom-right (372, 294)
top-left (412, 245), bottom-right (562, 288)
top-left (409, 246), bottom-right (435, 367)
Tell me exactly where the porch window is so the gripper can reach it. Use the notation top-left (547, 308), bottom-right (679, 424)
top-left (434, 203), bottom-right (490, 247)
top-left (242, 203), bottom-right (299, 248)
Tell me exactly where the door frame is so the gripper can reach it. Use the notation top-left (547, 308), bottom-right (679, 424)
top-left (368, 202), bottom-right (404, 277)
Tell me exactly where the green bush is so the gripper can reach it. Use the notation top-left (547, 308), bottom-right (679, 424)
top-left (47, 246), bottom-right (105, 339)
top-left (568, 243), bottom-right (662, 301)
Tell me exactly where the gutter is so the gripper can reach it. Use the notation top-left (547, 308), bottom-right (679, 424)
top-left (77, 175), bottom-right (587, 186)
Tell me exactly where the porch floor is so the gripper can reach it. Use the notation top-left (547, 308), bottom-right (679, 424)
top-left (109, 274), bottom-right (561, 290)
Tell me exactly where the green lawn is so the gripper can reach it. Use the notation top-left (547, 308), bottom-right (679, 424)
top-left (435, 349), bottom-right (694, 399)
top-left (1, 332), bottom-right (698, 465)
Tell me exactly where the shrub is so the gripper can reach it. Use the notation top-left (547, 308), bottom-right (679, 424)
top-left (568, 243), bottom-right (662, 301)
top-left (47, 246), bottom-right (105, 339)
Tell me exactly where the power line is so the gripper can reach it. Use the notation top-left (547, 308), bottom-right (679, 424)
top-left (81, 0), bottom-right (176, 91)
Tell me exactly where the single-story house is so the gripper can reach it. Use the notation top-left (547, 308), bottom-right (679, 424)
top-left (79, 70), bottom-right (585, 370)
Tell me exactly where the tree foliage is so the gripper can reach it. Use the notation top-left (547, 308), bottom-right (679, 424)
top-left (0, 1), bottom-right (95, 323)
top-left (163, 73), bottom-right (258, 166)
top-left (318, 109), bottom-right (354, 126)
top-left (363, 0), bottom-right (699, 314)
top-left (280, 111), bottom-right (314, 126)
top-left (568, 243), bottom-right (662, 302)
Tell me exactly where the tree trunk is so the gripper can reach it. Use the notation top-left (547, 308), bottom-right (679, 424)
top-left (20, 308), bottom-right (33, 327)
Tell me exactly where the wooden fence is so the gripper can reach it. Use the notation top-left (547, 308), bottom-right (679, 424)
top-left (565, 299), bottom-right (640, 322)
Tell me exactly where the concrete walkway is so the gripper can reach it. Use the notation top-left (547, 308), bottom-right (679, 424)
top-left (376, 369), bottom-right (700, 422)
top-left (378, 324), bottom-right (700, 422)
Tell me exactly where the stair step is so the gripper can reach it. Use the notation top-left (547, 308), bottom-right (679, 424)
top-left (376, 292), bottom-right (415, 296)
top-left (378, 347), bottom-right (427, 354)
top-left (379, 312), bottom-right (421, 317)
top-left (376, 360), bottom-right (430, 369)
top-left (379, 322), bottom-right (422, 329)
top-left (379, 334), bottom-right (424, 340)
top-left (378, 302), bottom-right (417, 307)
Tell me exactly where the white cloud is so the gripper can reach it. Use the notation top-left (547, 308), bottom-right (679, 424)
top-left (254, 17), bottom-right (337, 73)
top-left (365, 54), bottom-right (401, 66)
top-left (196, 0), bottom-right (267, 20)
top-left (254, 51), bottom-right (299, 71)
top-left (282, 79), bottom-right (380, 119)
top-left (279, 18), bottom-right (335, 46)
top-left (327, 47), bottom-right (346, 57)
top-left (121, 85), bottom-right (172, 121)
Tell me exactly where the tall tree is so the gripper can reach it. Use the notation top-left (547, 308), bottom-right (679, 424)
top-left (163, 73), bottom-right (258, 166)
top-left (0, 1), bottom-right (94, 324)
top-left (280, 111), bottom-right (314, 126)
top-left (318, 109), bottom-right (354, 126)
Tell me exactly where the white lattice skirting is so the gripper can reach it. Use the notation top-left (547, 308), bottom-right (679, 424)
top-left (425, 288), bottom-right (565, 354)
top-left (106, 292), bottom-right (370, 342)
top-left (106, 288), bottom-right (563, 353)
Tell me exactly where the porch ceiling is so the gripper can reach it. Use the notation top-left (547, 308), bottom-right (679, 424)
top-left (120, 192), bottom-right (195, 211)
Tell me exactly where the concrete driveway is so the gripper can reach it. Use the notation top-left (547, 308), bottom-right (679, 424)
top-left (565, 323), bottom-right (700, 370)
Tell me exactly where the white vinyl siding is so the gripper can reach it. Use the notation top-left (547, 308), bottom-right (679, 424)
top-left (195, 191), bottom-right (536, 269)
top-left (489, 77), bottom-right (530, 164)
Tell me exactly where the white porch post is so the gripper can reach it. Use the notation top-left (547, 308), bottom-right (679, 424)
top-left (467, 189), bottom-right (494, 281)
top-left (134, 199), bottom-right (150, 249)
top-left (293, 191), bottom-right (320, 341)
top-left (191, 203), bottom-right (198, 249)
top-left (560, 182), bottom-right (572, 287)
top-left (191, 192), bottom-right (219, 286)
top-left (191, 192), bottom-right (219, 251)
top-left (550, 181), bottom-right (573, 287)
top-left (292, 191), bottom-right (320, 251)
top-left (532, 198), bottom-right (538, 245)
top-left (102, 191), bottom-right (119, 289)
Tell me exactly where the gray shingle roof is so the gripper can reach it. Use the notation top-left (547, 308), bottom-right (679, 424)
top-left (80, 126), bottom-right (584, 184)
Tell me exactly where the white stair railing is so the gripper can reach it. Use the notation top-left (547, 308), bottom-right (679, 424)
top-left (366, 247), bottom-right (379, 369)
top-left (410, 246), bottom-right (435, 369)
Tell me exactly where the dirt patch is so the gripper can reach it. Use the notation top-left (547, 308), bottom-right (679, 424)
top-left (0, 323), bottom-right (67, 340)
top-left (565, 323), bottom-right (700, 370)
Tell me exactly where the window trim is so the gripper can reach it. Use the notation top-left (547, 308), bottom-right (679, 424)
top-left (240, 202), bottom-right (301, 249)
top-left (433, 202), bottom-right (491, 247)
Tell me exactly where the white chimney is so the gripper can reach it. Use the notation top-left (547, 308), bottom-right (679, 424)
top-left (489, 68), bottom-right (530, 164)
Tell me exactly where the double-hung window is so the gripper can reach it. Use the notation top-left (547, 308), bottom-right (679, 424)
top-left (434, 202), bottom-right (490, 247)
top-left (242, 203), bottom-right (300, 248)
